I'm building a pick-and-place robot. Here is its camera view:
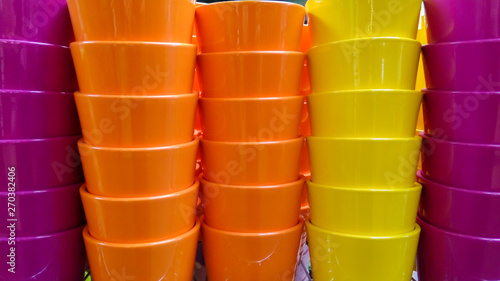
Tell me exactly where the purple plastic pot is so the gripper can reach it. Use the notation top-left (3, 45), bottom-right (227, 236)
top-left (0, 40), bottom-right (78, 92)
top-left (0, 225), bottom-right (87, 281)
top-left (0, 183), bottom-right (84, 237)
top-left (0, 135), bottom-right (83, 192)
top-left (421, 133), bottom-right (500, 192)
top-left (418, 171), bottom-right (500, 238)
top-left (423, 89), bottom-right (500, 144)
top-left (417, 217), bottom-right (500, 281)
top-left (424, 0), bottom-right (500, 44)
top-left (0, 90), bottom-right (81, 139)
top-left (0, 0), bottom-right (74, 46)
top-left (422, 39), bottom-right (500, 91)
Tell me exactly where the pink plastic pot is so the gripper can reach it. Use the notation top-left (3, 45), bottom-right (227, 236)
top-left (0, 136), bottom-right (83, 192)
top-left (424, 0), bottom-right (500, 43)
top-left (0, 183), bottom-right (84, 237)
top-left (0, 40), bottom-right (77, 92)
top-left (0, 0), bottom-right (74, 46)
top-left (422, 89), bottom-right (500, 144)
top-left (422, 39), bottom-right (500, 91)
top-left (417, 217), bottom-right (500, 281)
top-left (0, 90), bottom-right (81, 139)
top-left (418, 171), bottom-right (500, 238)
top-left (421, 133), bottom-right (500, 192)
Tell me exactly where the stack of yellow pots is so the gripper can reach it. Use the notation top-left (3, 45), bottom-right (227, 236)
top-left (67, 0), bottom-right (200, 280)
top-left (305, 0), bottom-right (424, 280)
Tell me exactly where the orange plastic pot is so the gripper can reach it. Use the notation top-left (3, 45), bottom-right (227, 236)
top-left (75, 92), bottom-right (197, 147)
top-left (201, 219), bottom-right (303, 281)
top-left (83, 220), bottom-right (200, 281)
top-left (197, 51), bottom-right (304, 98)
top-left (200, 137), bottom-right (303, 185)
top-left (199, 96), bottom-right (303, 141)
top-left (78, 138), bottom-right (198, 197)
top-left (80, 182), bottom-right (198, 243)
top-left (67, 0), bottom-right (195, 42)
top-left (71, 42), bottom-right (196, 95)
top-left (195, 1), bottom-right (305, 52)
top-left (200, 176), bottom-right (303, 232)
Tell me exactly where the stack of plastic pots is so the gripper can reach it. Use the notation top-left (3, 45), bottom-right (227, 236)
top-left (305, 0), bottom-right (424, 280)
top-left (195, 2), bottom-right (306, 280)
top-left (417, 0), bottom-right (500, 280)
top-left (0, 1), bottom-right (87, 280)
top-left (67, 0), bottom-right (200, 280)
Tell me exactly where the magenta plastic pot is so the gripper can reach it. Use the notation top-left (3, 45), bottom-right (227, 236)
top-left (424, 0), bottom-right (500, 44)
top-left (0, 136), bottom-right (83, 192)
top-left (0, 225), bottom-right (87, 281)
top-left (423, 89), bottom-right (500, 144)
top-left (421, 133), bottom-right (500, 191)
top-left (422, 39), bottom-right (500, 91)
top-left (418, 171), bottom-right (500, 238)
top-left (0, 183), bottom-right (84, 237)
top-left (0, 40), bottom-right (78, 92)
top-left (0, 0), bottom-right (74, 46)
top-left (417, 217), bottom-right (500, 281)
top-left (0, 90), bottom-right (81, 139)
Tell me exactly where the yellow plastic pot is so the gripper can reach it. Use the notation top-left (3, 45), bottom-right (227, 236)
top-left (307, 90), bottom-right (422, 138)
top-left (307, 181), bottom-right (421, 235)
top-left (306, 0), bottom-right (422, 46)
top-left (307, 221), bottom-right (420, 281)
top-left (307, 136), bottom-right (422, 188)
top-left (307, 38), bottom-right (421, 93)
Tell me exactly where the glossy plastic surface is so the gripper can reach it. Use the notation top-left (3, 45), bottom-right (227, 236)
top-left (424, 0), bottom-right (500, 43)
top-left (84, 220), bottom-right (200, 281)
top-left (200, 176), bottom-right (303, 232)
top-left (78, 138), bottom-right (198, 197)
top-left (0, 90), bottom-right (80, 139)
top-left (81, 182), bottom-right (197, 243)
top-left (195, 1), bottom-right (305, 53)
top-left (417, 217), bottom-right (500, 281)
top-left (421, 133), bottom-right (500, 191)
top-left (307, 136), bottom-right (422, 188)
top-left (202, 219), bottom-right (303, 281)
top-left (307, 221), bottom-right (420, 281)
top-left (423, 39), bottom-right (500, 91)
top-left (0, 0), bottom-right (74, 46)
top-left (71, 42), bottom-right (196, 95)
top-left (308, 38), bottom-right (421, 92)
top-left (199, 96), bottom-right (303, 141)
top-left (308, 181), bottom-right (421, 235)
top-left (418, 171), bottom-right (500, 238)
top-left (423, 90), bottom-right (500, 144)
top-left (197, 51), bottom-right (304, 98)
top-left (306, 0), bottom-right (422, 46)
top-left (201, 137), bottom-right (303, 185)
top-left (67, 0), bottom-right (195, 42)
top-left (0, 40), bottom-right (77, 92)
top-left (75, 92), bottom-right (197, 147)
top-left (0, 225), bottom-right (86, 281)
top-left (308, 90), bottom-right (422, 138)
top-left (0, 136), bottom-right (83, 192)
top-left (0, 183), bottom-right (84, 237)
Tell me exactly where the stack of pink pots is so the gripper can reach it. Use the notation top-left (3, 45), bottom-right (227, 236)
top-left (417, 0), bottom-right (500, 280)
top-left (0, 0), bottom-right (86, 280)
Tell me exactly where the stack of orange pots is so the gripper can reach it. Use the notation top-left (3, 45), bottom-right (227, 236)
top-left (66, 0), bottom-right (200, 280)
top-left (195, 2), bottom-right (307, 280)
